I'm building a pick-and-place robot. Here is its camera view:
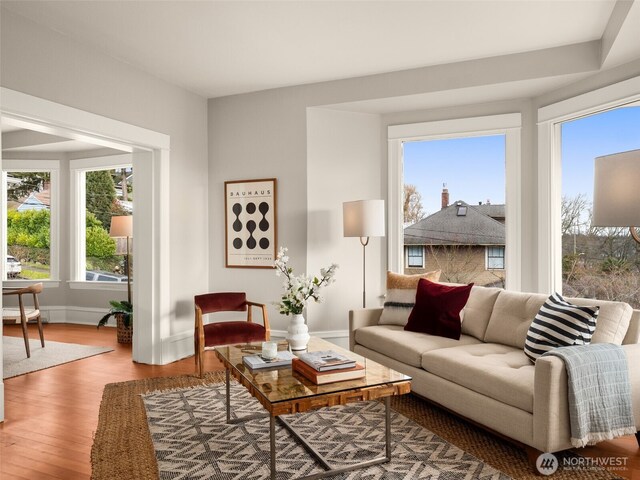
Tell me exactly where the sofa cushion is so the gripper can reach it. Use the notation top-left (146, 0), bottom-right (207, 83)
top-left (354, 325), bottom-right (482, 368)
top-left (422, 343), bottom-right (535, 413)
top-left (484, 290), bottom-right (632, 349)
top-left (524, 293), bottom-right (598, 362)
top-left (379, 270), bottom-right (441, 326)
top-left (461, 285), bottom-right (502, 340)
top-left (483, 291), bottom-right (548, 348)
top-left (405, 279), bottom-right (472, 340)
top-left (566, 296), bottom-right (631, 345)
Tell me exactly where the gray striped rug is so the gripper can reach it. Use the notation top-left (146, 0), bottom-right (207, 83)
top-left (142, 382), bottom-right (511, 479)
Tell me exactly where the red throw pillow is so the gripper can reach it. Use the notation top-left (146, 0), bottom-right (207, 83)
top-left (404, 279), bottom-right (473, 340)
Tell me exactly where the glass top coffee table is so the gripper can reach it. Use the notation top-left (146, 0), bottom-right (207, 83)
top-left (215, 337), bottom-right (411, 480)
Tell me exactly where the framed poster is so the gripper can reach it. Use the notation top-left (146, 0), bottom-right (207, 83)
top-left (225, 178), bottom-right (277, 268)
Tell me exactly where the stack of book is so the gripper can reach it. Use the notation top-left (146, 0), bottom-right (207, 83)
top-left (292, 350), bottom-right (365, 384)
top-left (243, 350), bottom-right (296, 370)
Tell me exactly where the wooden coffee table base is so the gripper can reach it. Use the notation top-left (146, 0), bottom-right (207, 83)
top-left (224, 369), bottom-right (394, 480)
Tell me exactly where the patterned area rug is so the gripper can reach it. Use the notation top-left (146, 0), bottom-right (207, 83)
top-left (142, 382), bottom-right (511, 479)
top-left (3, 336), bottom-right (113, 379)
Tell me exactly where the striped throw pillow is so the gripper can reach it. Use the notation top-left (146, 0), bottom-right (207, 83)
top-left (524, 293), bottom-right (599, 363)
top-left (379, 270), bottom-right (441, 326)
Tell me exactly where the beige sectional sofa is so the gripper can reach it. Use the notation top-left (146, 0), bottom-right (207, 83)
top-left (349, 286), bottom-right (640, 454)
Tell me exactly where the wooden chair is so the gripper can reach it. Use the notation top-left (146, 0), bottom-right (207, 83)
top-left (194, 292), bottom-right (270, 378)
top-left (2, 283), bottom-right (44, 358)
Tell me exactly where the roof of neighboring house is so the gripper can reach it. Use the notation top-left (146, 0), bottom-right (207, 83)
top-left (404, 200), bottom-right (505, 246)
top-left (474, 203), bottom-right (505, 220)
top-left (17, 191), bottom-right (50, 212)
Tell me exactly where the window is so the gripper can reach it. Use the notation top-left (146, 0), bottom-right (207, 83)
top-left (70, 155), bottom-right (133, 285)
top-left (486, 246), bottom-right (505, 270)
top-left (560, 105), bottom-right (640, 307)
top-left (2, 162), bottom-right (59, 282)
top-left (388, 113), bottom-right (521, 290)
top-left (401, 133), bottom-right (507, 286)
top-left (406, 245), bottom-right (424, 268)
top-left (535, 77), bottom-right (640, 304)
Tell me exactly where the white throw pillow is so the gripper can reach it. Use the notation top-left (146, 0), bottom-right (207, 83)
top-left (379, 270), bottom-right (441, 326)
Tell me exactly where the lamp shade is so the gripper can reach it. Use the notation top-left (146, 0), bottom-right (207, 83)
top-left (110, 215), bottom-right (133, 237)
top-left (343, 199), bottom-right (385, 237)
top-left (592, 149), bottom-right (640, 227)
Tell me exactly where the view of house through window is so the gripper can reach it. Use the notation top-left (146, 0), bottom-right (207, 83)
top-left (561, 105), bottom-right (640, 307)
top-left (403, 134), bottom-right (506, 287)
top-left (85, 167), bottom-right (133, 282)
top-left (4, 171), bottom-right (52, 280)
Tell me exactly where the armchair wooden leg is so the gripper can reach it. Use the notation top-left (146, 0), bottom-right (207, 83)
top-left (36, 317), bottom-right (45, 347)
top-left (20, 318), bottom-right (30, 358)
top-left (197, 350), bottom-right (204, 378)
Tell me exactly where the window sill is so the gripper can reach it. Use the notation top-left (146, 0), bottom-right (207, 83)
top-left (68, 281), bottom-right (129, 291)
top-left (3, 280), bottom-right (60, 288)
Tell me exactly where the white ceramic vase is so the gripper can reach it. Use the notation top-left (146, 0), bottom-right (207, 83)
top-left (286, 313), bottom-right (310, 351)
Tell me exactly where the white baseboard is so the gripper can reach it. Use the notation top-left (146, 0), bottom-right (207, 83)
top-left (43, 306), bottom-right (110, 326)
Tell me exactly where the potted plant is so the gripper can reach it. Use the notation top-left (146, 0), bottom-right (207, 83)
top-left (98, 300), bottom-right (133, 344)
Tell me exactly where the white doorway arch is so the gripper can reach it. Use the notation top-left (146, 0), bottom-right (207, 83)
top-left (0, 88), bottom-right (171, 421)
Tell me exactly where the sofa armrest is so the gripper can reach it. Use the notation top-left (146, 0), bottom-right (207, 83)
top-left (348, 308), bottom-right (382, 351)
top-left (534, 343), bottom-right (640, 452)
top-left (623, 344), bottom-right (640, 427)
top-left (533, 355), bottom-right (569, 452)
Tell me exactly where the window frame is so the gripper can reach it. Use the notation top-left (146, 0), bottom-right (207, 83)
top-left (486, 245), bottom-right (505, 270)
top-left (388, 113), bottom-right (522, 290)
top-left (69, 154), bottom-right (132, 290)
top-left (537, 76), bottom-right (640, 294)
top-left (2, 159), bottom-right (60, 286)
top-left (406, 245), bottom-right (425, 268)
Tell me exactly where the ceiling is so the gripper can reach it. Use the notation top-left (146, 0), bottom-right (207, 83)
top-left (1, 122), bottom-right (125, 158)
top-left (3, 0), bottom-right (637, 99)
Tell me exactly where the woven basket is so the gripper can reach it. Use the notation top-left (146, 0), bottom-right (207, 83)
top-left (116, 313), bottom-right (133, 344)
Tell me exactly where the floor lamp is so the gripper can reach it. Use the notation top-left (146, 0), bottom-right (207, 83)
top-left (343, 199), bottom-right (385, 308)
top-left (110, 215), bottom-right (133, 304)
top-left (592, 149), bottom-right (640, 244)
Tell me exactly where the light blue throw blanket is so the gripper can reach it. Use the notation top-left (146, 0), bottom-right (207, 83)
top-left (542, 344), bottom-right (636, 447)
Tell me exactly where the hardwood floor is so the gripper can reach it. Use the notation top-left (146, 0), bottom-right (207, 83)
top-left (1, 323), bottom-right (639, 479)
top-left (0, 323), bottom-right (224, 480)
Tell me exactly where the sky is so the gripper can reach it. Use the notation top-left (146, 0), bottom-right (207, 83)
top-left (404, 134), bottom-right (505, 216)
top-left (404, 105), bottom-right (640, 218)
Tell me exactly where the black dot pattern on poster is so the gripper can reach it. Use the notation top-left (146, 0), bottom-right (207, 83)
top-left (259, 202), bottom-right (270, 232)
top-left (233, 238), bottom-right (243, 249)
top-left (246, 220), bottom-right (257, 249)
top-left (259, 238), bottom-right (269, 250)
top-left (232, 203), bottom-right (243, 232)
top-left (246, 202), bottom-right (256, 214)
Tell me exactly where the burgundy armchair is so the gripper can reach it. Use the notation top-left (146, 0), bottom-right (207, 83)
top-left (194, 292), bottom-right (270, 378)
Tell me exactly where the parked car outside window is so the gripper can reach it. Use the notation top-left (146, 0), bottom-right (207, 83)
top-left (85, 270), bottom-right (127, 282)
top-left (6, 255), bottom-right (22, 278)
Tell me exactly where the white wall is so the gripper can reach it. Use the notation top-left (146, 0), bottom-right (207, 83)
top-left (1, 9), bottom-right (209, 337)
top-left (208, 45), bottom-right (640, 340)
top-left (306, 108), bottom-right (383, 338)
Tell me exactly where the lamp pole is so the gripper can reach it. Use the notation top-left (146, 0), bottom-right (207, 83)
top-left (360, 236), bottom-right (370, 308)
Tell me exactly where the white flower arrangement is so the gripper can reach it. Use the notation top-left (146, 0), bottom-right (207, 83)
top-left (274, 247), bottom-right (338, 315)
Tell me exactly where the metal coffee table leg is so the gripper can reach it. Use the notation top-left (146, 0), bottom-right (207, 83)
top-left (270, 415), bottom-right (277, 480)
top-left (275, 397), bottom-right (392, 480)
top-left (224, 368), bottom-right (268, 425)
